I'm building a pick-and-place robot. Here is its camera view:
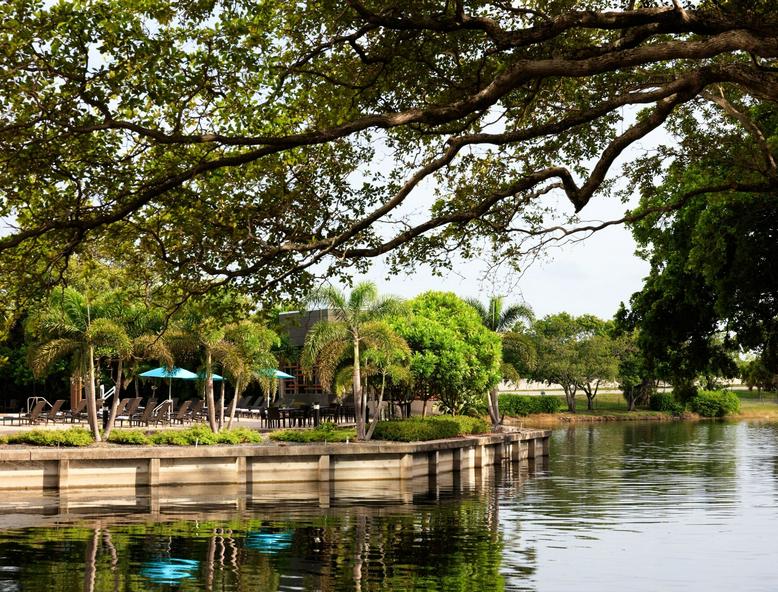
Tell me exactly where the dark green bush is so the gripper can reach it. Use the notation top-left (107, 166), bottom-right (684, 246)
top-left (109, 426), bottom-right (262, 446)
top-left (215, 427), bottom-right (263, 445)
top-left (689, 390), bottom-right (741, 417)
top-left (649, 392), bottom-right (685, 415)
top-left (372, 415), bottom-right (489, 442)
top-left (672, 382), bottom-right (698, 403)
top-left (499, 394), bottom-right (563, 416)
top-left (6, 427), bottom-right (94, 447)
top-left (270, 422), bottom-right (355, 443)
top-left (108, 430), bottom-right (152, 445)
top-left (426, 415), bottom-right (489, 435)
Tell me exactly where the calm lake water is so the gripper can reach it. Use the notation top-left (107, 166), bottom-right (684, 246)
top-left (2, 420), bottom-right (778, 591)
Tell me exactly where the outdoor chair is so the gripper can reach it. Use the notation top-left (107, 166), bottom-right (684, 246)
top-left (108, 398), bottom-right (130, 421)
top-left (116, 397), bottom-right (142, 426)
top-left (65, 399), bottom-right (87, 423)
top-left (248, 397), bottom-right (265, 419)
top-left (148, 400), bottom-right (173, 426)
top-left (41, 399), bottom-right (67, 423)
top-left (188, 399), bottom-right (205, 422)
top-left (1, 400), bottom-right (47, 426)
top-left (170, 400), bottom-right (192, 424)
top-left (130, 399), bottom-right (158, 427)
top-left (266, 407), bottom-right (282, 429)
top-left (234, 396), bottom-right (254, 419)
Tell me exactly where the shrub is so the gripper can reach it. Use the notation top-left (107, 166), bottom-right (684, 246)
top-left (649, 392), bottom-right (685, 416)
top-left (6, 427), bottom-right (94, 447)
top-left (499, 394), bottom-right (563, 416)
top-left (672, 382), bottom-right (698, 403)
top-left (215, 427), bottom-right (263, 445)
top-left (372, 415), bottom-right (489, 442)
top-left (689, 390), bottom-right (741, 417)
top-left (270, 422), bottom-right (355, 443)
top-left (0, 435), bottom-right (7, 445)
top-left (426, 415), bottom-right (489, 435)
top-left (108, 430), bottom-right (152, 445)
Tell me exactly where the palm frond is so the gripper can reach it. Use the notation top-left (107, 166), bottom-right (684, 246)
top-left (301, 320), bottom-right (350, 373)
top-left (499, 303), bottom-right (535, 332)
top-left (28, 338), bottom-right (82, 378)
top-left (464, 298), bottom-right (490, 326)
top-left (87, 318), bottom-right (132, 356)
top-left (348, 281), bottom-right (379, 311)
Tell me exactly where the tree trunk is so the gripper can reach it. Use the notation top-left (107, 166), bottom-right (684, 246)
top-left (104, 358), bottom-right (123, 438)
top-left (353, 338), bottom-right (366, 440)
top-left (226, 378), bottom-right (241, 430)
top-left (218, 380), bottom-right (225, 431)
top-left (487, 386), bottom-right (502, 431)
top-left (365, 372), bottom-right (386, 441)
top-left (70, 375), bottom-right (82, 410)
top-left (86, 345), bottom-right (102, 441)
top-left (205, 350), bottom-right (218, 432)
top-left (564, 384), bottom-right (576, 413)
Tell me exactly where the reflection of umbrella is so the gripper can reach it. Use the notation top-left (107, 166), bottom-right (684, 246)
top-left (140, 558), bottom-right (200, 584)
top-left (245, 531), bottom-right (293, 554)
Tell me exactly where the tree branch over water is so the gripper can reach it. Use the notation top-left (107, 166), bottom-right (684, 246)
top-left (1, 0), bottom-right (777, 304)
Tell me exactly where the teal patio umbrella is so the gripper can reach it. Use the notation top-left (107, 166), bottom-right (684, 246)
top-left (139, 367), bottom-right (223, 403)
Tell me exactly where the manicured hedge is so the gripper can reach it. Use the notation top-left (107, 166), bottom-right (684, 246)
top-left (108, 426), bottom-right (262, 446)
top-left (269, 422), bottom-right (355, 443)
top-left (499, 394), bottom-right (563, 416)
top-left (689, 390), bottom-right (741, 417)
top-left (5, 427), bottom-right (94, 447)
top-left (649, 392), bottom-right (685, 415)
top-left (372, 415), bottom-right (489, 442)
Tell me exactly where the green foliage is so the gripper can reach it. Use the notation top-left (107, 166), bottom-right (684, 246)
top-left (6, 427), bottom-right (94, 447)
top-left (214, 427), bottom-right (263, 445)
top-left (525, 313), bottom-right (617, 412)
top-left (624, 106), bottom-right (778, 385)
top-left (391, 292), bottom-right (501, 415)
top-left (269, 422), bottom-right (355, 443)
top-left (689, 390), bottom-right (741, 417)
top-left (372, 416), bottom-right (489, 442)
top-left (107, 430), bottom-right (152, 445)
top-left (108, 426), bottom-right (262, 445)
top-left (499, 394), bottom-right (563, 416)
top-left (649, 393), bottom-right (685, 416)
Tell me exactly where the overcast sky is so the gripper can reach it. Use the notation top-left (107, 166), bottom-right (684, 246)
top-left (356, 210), bottom-right (648, 320)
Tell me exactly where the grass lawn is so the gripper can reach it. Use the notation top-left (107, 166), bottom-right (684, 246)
top-left (514, 390), bottom-right (778, 427)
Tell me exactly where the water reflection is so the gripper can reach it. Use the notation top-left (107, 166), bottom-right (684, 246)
top-left (3, 421), bottom-right (778, 591)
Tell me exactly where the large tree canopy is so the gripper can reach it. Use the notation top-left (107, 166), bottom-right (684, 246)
top-left (621, 103), bottom-right (778, 387)
top-left (2, 0), bottom-right (778, 311)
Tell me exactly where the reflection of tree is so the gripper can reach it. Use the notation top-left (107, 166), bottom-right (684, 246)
top-left (0, 492), bottom-right (527, 592)
top-left (520, 421), bottom-right (740, 527)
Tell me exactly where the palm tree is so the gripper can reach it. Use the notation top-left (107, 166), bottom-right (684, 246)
top-left (327, 320), bottom-right (410, 440)
top-left (466, 296), bottom-right (534, 430)
top-left (301, 282), bottom-right (403, 440)
top-left (465, 296), bottom-right (534, 332)
top-left (27, 287), bottom-right (131, 440)
top-left (219, 320), bottom-right (279, 430)
top-left (103, 305), bottom-right (174, 437)
top-left (167, 313), bottom-right (226, 433)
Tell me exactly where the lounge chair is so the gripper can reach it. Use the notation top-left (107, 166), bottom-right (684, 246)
top-left (1, 400), bottom-right (47, 426)
top-left (170, 400), bottom-right (192, 424)
top-left (116, 397), bottom-right (143, 426)
top-left (42, 399), bottom-right (67, 423)
top-left (148, 400), bottom-right (173, 426)
top-left (188, 399), bottom-right (205, 422)
top-left (129, 399), bottom-right (157, 427)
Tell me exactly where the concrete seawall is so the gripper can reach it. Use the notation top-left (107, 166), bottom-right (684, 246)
top-left (0, 430), bottom-right (549, 494)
